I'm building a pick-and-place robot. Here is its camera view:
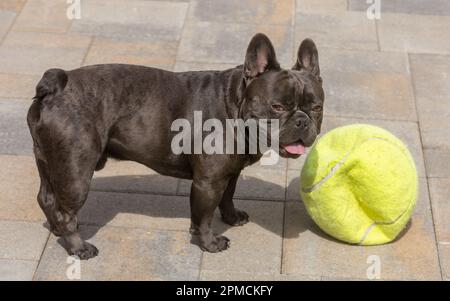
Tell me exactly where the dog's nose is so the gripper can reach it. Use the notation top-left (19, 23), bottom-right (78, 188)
top-left (295, 112), bottom-right (309, 129)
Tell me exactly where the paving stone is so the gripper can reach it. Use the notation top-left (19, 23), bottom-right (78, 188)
top-left (0, 10), bottom-right (16, 41)
top-left (201, 199), bottom-right (284, 274)
top-left (79, 191), bottom-right (191, 231)
top-left (423, 149), bottom-right (450, 178)
top-left (282, 179), bottom-right (442, 280)
top-left (177, 179), bottom-right (191, 196)
top-left (200, 270), bottom-right (319, 281)
top-left (410, 54), bottom-right (450, 179)
top-left (295, 12), bottom-right (378, 51)
top-left (286, 169), bottom-right (301, 202)
top-left (349, 0), bottom-right (450, 16)
top-left (410, 54), bottom-right (450, 150)
top-left (0, 259), bottom-right (38, 281)
top-left (0, 31), bottom-right (91, 75)
top-left (0, 220), bottom-right (49, 260)
top-left (428, 178), bottom-right (450, 242)
top-left (0, 0), bottom-right (26, 12)
top-left (320, 276), bottom-right (370, 281)
top-left (0, 73), bottom-right (40, 99)
top-left (177, 21), bottom-right (294, 68)
top-left (83, 37), bottom-right (177, 70)
top-left (323, 70), bottom-right (416, 121)
top-left (173, 61), bottom-right (238, 72)
top-left (237, 167), bottom-right (286, 201)
top-left (70, 0), bottom-right (188, 42)
top-left (287, 156), bottom-right (307, 172)
top-left (378, 14), bottom-right (450, 55)
top-left (245, 153), bottom-right (287, 171)
top-left (188, 0), bottom-right (295, 26)
top-left (12, 0), bottom-right (72, 33)
top-left (34, 225), bottom-right (201, 280)
top-left (319, 48), bottom-right (409, 75)
top-left (0, 98), bottom-right (33, 155)
top-left (439, 243), bottom-right (450, 279)
top-left (296, 0), bottom-right (347, 13)
top-left (0, 155), bottom-right (45, 222)
top-left (91, 160), bottom-right (179, 195)
top-left (280, 273), bottom-right (321, 280)
top-left (305, 48), bottom-right (415, 121)
top-left (178, 168), bottom-right (286, 201)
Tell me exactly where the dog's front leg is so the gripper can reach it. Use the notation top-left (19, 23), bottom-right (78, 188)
top-left (189, 178), bottom-right (230, 252)
top-left (219, 173), bottom-right (249, 226)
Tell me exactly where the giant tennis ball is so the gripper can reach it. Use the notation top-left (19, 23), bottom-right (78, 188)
top-left (300, 124), bottom-right (418, 245)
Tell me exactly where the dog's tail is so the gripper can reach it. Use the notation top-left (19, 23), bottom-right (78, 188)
top-left (33, 68), bottom-right (68, 100)
top-left (28, 69), bottom-right (68, 164)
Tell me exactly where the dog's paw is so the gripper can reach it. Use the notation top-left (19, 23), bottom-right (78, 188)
top-left (70, 242), bottom-right (99, 260)
top-left (221, 209), bottom-right (249, 226)
top-left (50, 227), bottom-right (62, 237)
top-left (200, 235), bottom-right (230, 253)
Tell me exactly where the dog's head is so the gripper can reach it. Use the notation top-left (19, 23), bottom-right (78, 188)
top-left (239, 33), bottom-right (324, 159)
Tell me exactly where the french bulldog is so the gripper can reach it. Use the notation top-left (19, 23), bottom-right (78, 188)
top-left (27, 33), bottom-right (324, 259)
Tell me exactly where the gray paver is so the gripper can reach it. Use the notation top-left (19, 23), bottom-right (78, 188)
top-left (34, 225), bottom-right (201, 280)
top-left (349, 0), bottom-right (450, 16)
top-left (378, 14), bottom-right (450, 55)
top-left (0, 99), bottom-right (33, 155)
top-left (0, 259), bottom-right (38, 281)
top-left (70, 0), bottom-right (188, 42)
top-left (0, 220), bottom-right (49, 261)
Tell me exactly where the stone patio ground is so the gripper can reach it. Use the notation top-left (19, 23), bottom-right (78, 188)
top-left (0, 0), bottom-right (448, 280)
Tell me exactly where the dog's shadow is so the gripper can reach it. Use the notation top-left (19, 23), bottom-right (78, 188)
top-left (51, 172), bottom-right (411, 249)
top-left (50, 173), bottom-right (337, 245)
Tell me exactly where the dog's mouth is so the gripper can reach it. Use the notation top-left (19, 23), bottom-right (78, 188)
top-left (282, 143), bottom-right (306, 155)
top-left (279, 140), bottom-right (307, 158)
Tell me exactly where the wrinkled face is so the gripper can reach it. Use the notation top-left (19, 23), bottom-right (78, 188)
top-left (241, 34), bottom-right (324, 158)
top-left (242, 69), bottom-right (324, 158)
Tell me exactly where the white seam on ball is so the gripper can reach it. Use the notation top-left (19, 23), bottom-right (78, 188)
top-left (302, 152), bottom-right (350, 193)
top-left (357, 206), bottom-right (411, 245)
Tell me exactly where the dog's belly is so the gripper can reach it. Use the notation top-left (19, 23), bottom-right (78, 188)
top-left (105, 136), bottom-right (193, 179)
top-left (104, 110), bottom-right (193, 179)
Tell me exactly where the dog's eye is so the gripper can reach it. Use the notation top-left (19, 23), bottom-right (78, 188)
top-left (271, 104), bottom-right (285, 112)
top-left (312, 105), bottom-right (322, 113)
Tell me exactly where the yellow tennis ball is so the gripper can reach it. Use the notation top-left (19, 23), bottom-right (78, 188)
top-left (300, 124), bottom-right (418, 245)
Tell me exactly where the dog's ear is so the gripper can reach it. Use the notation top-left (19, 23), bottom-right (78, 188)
top-left (293, 38), bottom-right (320, 77)
top-left (244, 33), bottom-right (280, 79)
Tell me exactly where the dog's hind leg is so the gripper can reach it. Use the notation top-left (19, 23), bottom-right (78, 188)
top-left (30, 120), bottom-right (101, 259)
top-left (35, 158), bottom-right (61, 236)
top-left (39, 138), bottom-right (100, 260)
top-left (34, 138), bottom-right (100, 259)
top-left (28, 101), bottom-right (61, 236)
top-left (28, 69), bottom-right (102, 259)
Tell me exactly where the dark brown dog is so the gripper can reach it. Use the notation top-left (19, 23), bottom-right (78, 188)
top-left (27, 33), bottom-right (324, 259)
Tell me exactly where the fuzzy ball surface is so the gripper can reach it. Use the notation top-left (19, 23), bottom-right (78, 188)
top-left (300, 124), bottom-right (418, 245)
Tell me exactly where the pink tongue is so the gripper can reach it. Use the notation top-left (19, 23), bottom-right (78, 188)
top-left (283, 143), bottom-right (306, 155)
